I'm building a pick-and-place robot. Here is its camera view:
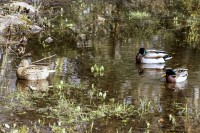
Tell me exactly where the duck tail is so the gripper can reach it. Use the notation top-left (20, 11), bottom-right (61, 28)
top-left (163, 55), bottom-right (172, 61)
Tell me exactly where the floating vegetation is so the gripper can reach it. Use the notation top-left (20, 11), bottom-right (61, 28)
top-left (0, 72), bottom-right (199, 131)
top-left (0, 80), bottom-right (171, 132)
top-left (129, 11), bottom-right (150, 19)
top-left (4, 88), bottom-right (200, 132)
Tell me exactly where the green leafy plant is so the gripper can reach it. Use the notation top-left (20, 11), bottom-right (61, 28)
top-left (129, 11), bottom-right (150, 19)
top-left (91, 64), bottom-right (104, 77)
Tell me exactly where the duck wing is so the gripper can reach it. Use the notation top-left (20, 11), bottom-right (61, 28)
top-left (145, 49), bottom-right (168, 58)
top-left (146, 49), bottom-right (166, 53)
top-left (174, 69), bottom-right (188, 77)
top-left (141, 57), bottom-right (166, 63)
top-left (20, 66), bottom-right (50, 80)
top-left (24, 66), bottom-right (48, 73)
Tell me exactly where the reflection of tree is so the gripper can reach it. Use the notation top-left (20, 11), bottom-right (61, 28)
top-left (45, 0), bottom-right (160, 47)
top-left (0, 53), bottom-right (16, 94)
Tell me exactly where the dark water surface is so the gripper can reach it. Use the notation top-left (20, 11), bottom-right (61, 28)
top-left (0, 1), bottom-right (200, 132)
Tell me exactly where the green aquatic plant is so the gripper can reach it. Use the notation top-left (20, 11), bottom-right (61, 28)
top-left (173, 17), bottom-right (179, 27)
top-left (136, 98), bottom-right (152, 116)
top-left (129, 11), bottom-right (150, 19)
top-left (128, 127), bottom-right (133, 133)
top-left (169, 114), bottom-right (177, 126)
top-left (50, 123), bottom-right (66, 133)
top-left (6, 92), bottom-right (34, 112)
top-left (91, 64), bottom-right (104, 76)
top-left (146, 121), bottom-right (151, 129)
top-left (172, 99), bottom-right (200, 120)
top-left (5, 87), bottom-right (200, 132)
top-left (98, 91), bottom-right (107, 100)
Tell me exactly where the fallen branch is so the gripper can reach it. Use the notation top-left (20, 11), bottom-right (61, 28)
top-left (31, 54), bottom-right (56, 64)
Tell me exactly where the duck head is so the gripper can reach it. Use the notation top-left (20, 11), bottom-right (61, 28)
top-left (18, 59), bottom-right (30, 67)
top-left (165, 69), bottom-right (176, 83)
top-left (136, 48), bottom-right (147, 63)
top-left (139, 48), bottom-right (147, 56)
top-left (166, 69), bottom-right (176, 75)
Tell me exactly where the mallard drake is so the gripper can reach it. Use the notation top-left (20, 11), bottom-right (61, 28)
top-left (16, 59), bottom-right (55, 80)
top-left (165, 69), bottom-right (188, 83)
top-left (136, 48), bottom-right (172, 63)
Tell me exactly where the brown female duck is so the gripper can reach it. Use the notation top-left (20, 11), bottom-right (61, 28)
top-left (16, 59), bottom-right (55, 80)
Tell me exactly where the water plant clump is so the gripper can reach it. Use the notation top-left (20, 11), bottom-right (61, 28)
top-left (2, 80), bottom-right (200, 132)
top-left (91, 64), bottom-right (104, 77)
top-left (129, 11), bottom-right (150, 19)
top-left (1, 80), bottom-right (168, 132)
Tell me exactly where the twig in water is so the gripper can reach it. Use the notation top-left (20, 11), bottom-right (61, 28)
top-left (31, 54), bottom-right (56, 64)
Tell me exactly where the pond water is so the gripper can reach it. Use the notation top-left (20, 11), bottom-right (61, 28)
top-left (0, 1), bottom-right (200, 132)
top-left (1, 34), bottom-right (200, 132)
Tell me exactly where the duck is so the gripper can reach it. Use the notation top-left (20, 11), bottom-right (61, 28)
top-left (136, 48), bottom-right (172, 63)
top-left (16, 59), bottom-right (55, 80)
top-left (164, 68), bottom-right (188, 83)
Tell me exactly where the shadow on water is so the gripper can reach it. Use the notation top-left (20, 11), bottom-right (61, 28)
top-left (1, 0), bottom-right (200, 132)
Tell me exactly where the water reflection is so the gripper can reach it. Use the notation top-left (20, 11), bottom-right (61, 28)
top-left (55, 57), bottom-right (75, 76)
top-left (123, 96), bottom-right (133, 105)
top-left (165, 81), bottom-right (188, 90)
top-left (194, 87), bottom-right (199, 109)
top-left (137, 63), bottom-right (166, 70)
top-left (1, 33), bottom-right (200, 132)
top-left (136, 63), bottom-right (166, 74)
top-left (16, 79), bottom-right (49, 92)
